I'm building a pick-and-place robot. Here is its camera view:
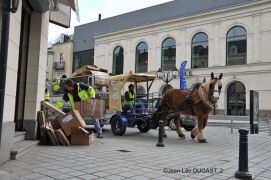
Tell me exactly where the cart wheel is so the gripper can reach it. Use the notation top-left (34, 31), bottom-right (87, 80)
top-left (137, 122), bottom-right (150, 133)
top-left (168, 116), bottom-right (176, 130)
top-left (111, 116), bottom-right (126, 136)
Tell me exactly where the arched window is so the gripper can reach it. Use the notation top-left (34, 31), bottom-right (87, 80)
top-left (226, 26), bottom-right (247, 66)
top-left (135, 42), bottom-right (148, 73)
top-left (112, 46), bottom-right (124, 75)
top-left (161, 37), bottom-right (176, 71)
top-left (191, 32), bottom-right (208, 69)
top-left (227, 81), bottom-right (246, 116)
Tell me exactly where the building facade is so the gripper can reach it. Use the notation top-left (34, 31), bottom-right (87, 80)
top-left (0, 0), bottom-right (77, 164)
top-left (74, 0), bottom-right (271, 117)
top-left (47, 34), bottom-right (73, 83)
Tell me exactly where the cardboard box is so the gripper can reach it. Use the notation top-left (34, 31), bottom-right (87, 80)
top-left (75, 99), bottom-right (105, 119)
top-left (59, 110), bottom-right (86, 136)
top-left (71, 127), bottom-right (94, 145)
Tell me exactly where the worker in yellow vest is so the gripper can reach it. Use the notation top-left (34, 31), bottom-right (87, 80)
top-left (53, 74), bottom-right (67, 93)
top-left (44, 88), bottom-right (50, 102)
top-left (123, 84), bottom-right (136, 114)
top-left (56, 79), bottom-right (103, 138)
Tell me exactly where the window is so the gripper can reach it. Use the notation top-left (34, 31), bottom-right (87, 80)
top-left (161, 37), bottom-right (176, 71)
top-left (113, 46), bottom-right (124, 75)
top-left (74, 59), bottom-right (80, 71)
top-left (60, 53), bottom-right (63, 61)
top-left (227, 81), bottom-right (246, 116)
top-left (73, 49), bottom-right (94, 72)
top-left (226, 26), bottom-right (247, 66)
top-left (135, 42), bottom-right (148, 73)
top-left (191, 32), bottom-right (208, 69)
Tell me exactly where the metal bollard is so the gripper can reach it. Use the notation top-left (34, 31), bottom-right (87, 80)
top-left (156, 120), bottom-right (165, 147)
top-left (231, 119), bottom-right (233, 134)
top-left (235, 129), bottom-right (252, 180)
top-left (269, 120), bottom-right (271, 136)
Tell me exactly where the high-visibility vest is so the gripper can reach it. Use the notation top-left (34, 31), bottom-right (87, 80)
top-left (123, 91), bottom-right (135, 105)
top-left (53, 79), bottom-right (60, 92)
top-left (44, 91), bottom-right (50, 102)
top-left (56, 83), bottom-right (96, 110)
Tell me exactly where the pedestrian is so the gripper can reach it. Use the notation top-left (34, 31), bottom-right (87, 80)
top-left (56, 79), bottom-right (103, 138)
top-left (53, 74), bottom-right (67, 93)
top-left (44, 87), bottom-right (50, 102)
top-left (123, 84), bottom-right (136, 114)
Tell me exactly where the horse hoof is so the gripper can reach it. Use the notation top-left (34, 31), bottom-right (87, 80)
top-left (191, 133), bottom-right (196, 139)
top-left (179, 134), bottom-right (185, 139)
top-left (198, 139), bottom-right (207, 143)
top-left (163, 134), bottom-right (168, 138)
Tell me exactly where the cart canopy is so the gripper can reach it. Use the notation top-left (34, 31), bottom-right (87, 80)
top-left (108, 73), bottom-right (156, 112)
top-left (108, 73), bottom-right (156, 82)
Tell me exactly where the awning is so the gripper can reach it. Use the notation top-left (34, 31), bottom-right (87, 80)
top-left (58, 0), bottom-right (80, 21)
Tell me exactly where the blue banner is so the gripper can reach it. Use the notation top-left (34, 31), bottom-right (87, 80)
top-left (180, 61), bottom-right (187, 90)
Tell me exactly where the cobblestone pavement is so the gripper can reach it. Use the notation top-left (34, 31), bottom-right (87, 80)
top-left (1, 126), bottom-right (271, 180)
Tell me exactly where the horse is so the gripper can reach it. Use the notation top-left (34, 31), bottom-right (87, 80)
top-left (155, 72), bottom-right (223, 143)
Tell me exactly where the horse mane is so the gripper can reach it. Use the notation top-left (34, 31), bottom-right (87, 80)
top-left (198, 79), bottom-right (216, 109)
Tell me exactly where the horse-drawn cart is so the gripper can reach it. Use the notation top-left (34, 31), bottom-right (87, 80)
top-left (108, 73), bottom-right (196, 136)
top-left (108, 73), bottom-right (158, 135)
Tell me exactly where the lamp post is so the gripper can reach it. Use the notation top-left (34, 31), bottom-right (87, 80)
top-left (156, 67), bottom-right (179, 93)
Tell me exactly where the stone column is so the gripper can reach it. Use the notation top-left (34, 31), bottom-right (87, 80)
top-left (211, 21), bottom-right (220, 66)
top-left (252, 14), bottom-right (261, 63)
top-left (0, 0), bottom-right (22, 164)
top-left (23, 12), bottom-right (49, 140)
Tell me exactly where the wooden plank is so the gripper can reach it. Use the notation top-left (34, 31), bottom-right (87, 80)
top-left (41, 101), bottom-right (65, 117)
top-left (38, 111), bottom-right (46, 127)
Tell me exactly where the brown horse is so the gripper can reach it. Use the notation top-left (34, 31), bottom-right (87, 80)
top-left (155, 72), bottom-right (223, 143)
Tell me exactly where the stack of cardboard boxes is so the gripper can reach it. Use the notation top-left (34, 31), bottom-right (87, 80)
top-left (40, 101), bottom-right (94, 146)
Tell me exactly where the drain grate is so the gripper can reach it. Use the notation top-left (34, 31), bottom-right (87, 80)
top-left (116, 150), bottom-right (131, 153)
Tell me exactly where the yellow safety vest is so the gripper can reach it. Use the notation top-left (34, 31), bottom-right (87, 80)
top-left (56, 83), bottom-right (95, 110)
top-left (53, 79), bottom-right (60, 92)
top-left (44, 91), bottom-right (50, 102)
top-left (123, 91), bottom-right (135, 105)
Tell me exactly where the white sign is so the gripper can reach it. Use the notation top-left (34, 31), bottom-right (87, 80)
top-left (49, 3), bottom-right (71, 28)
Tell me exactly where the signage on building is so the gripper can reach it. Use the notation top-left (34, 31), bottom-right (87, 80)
top-left (250, 90), bottom-right (259, 134)
top-left (49, 3), bottom-right (71, 28)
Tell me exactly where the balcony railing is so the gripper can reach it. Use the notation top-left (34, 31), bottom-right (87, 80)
top-left (53, 61), bottom-right (65, 70)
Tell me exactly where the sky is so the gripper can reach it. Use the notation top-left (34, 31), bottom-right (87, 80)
top-left (48, 0), bottom-right (173, 43)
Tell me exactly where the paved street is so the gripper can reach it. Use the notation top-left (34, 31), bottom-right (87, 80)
top-left (0, 126), bottom-right (271, 180)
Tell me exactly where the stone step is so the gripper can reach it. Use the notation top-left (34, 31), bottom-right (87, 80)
top-left (10, 140), bottom-right (39, 160)
top-left (208, 115), bottom-right (249, 121)
top-left (14, 131), bottom-right (26, 143)
top-left (207, 119), bottom-right (249, 128)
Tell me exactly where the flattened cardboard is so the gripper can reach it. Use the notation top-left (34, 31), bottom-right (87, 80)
top-left (59, 110), bottom-right (86, 136)
top-left (71, 127), bottom-right (93, 145)
top-left (54, 129), bottom-right (70, 146)
top-left (46, 127), bottom-right (59, 146)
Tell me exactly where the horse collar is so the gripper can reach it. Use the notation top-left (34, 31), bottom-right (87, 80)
top-left (198, 86), bottom-right (214, 110)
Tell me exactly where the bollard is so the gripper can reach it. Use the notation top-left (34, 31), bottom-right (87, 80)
top-left (231, 119), bottom-right (233, 134)
top-left (10, 151), bottom-right (17, 160)
top-left (156, 120), bottom-right (165, 147)
top-left (269, 120), bottom-right (271, 136)
top-left (235, 129), bottom-right (252, 180)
